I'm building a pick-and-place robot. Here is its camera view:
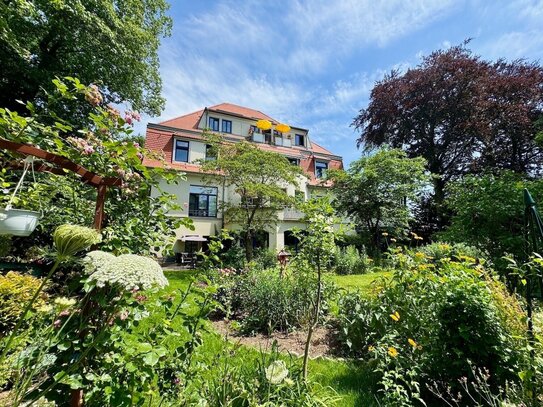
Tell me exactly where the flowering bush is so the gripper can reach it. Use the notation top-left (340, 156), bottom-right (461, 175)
top-left (338, 247), bottom-right (528, 405)
top-left (84, 251), bottom-right (168, 290)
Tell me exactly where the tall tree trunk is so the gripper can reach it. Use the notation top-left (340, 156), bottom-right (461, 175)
top-left (244, 229), bottom-right (254, 261)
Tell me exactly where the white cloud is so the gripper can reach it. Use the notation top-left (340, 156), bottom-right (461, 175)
top-left (141, 0), bottom-right (460, 161)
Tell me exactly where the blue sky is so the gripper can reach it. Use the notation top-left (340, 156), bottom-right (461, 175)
top-left (134, 0), bottom-right (543, 166)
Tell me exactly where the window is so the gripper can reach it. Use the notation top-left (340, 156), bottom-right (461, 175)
top-left (174, 139), bottom-right (189, 162)
top-left (205, 144), bottom-right (216, 161)
top-left (287, 157), bottom-right (299, 166)
top-left (208, 117), bottom-right (219, 131)
top-left (315, 161), bottom-right (328, 178)
top-left (189, 185), bottom-right (218, 217)
top-left (295, 134), bottom-right (305, 146)
top-left (222, 119), bottom-right (232, 133)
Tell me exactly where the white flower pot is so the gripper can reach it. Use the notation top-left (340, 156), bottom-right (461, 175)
top-left (0, 208), bottom-right (40, 236)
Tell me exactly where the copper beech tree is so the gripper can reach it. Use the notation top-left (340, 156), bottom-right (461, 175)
top-left (354, 43), bottom-right (543, 227)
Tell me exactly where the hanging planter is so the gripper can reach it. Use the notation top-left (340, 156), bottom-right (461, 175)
top-left (0, 157), bottom-right (42, 237)
top-left (0, 208), bottom-right (40, 236)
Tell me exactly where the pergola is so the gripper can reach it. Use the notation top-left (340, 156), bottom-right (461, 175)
top-left (0, 138), bottom-right (122, 231)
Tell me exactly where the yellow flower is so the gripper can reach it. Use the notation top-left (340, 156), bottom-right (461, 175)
top-left (368, 345), bottom-right (375, 352)
top-left (390, 238), bottom-right (397, 243)
top-left (382, 232), bottom-right (389, 236)
top-left (390, 311), bottom-right (400, 322)
top-left (408, 338), bottom-right (417, 348)
top-left (415, 236), bottom-right (423, 241)
top-left (388, 347), bottom-right (398, 357)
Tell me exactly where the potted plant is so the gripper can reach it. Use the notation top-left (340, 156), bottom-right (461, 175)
top-left (0, 158), bottom-right (42, 237)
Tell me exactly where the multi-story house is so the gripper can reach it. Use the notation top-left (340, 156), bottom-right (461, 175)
top-left (143, 103), bottom-right (343, 254)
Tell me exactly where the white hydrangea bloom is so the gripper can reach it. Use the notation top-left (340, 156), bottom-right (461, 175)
top-left (84, 250), bottom-right (116, 275)
top-left (84, 251), bottom-right (168, 291)
top-left (264, 360), bottom-right (289, 384)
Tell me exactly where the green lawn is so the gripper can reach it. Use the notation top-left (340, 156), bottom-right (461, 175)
top-left (330, 270), bottom-right (392, 294)
top-left (159, 270), bottom-right (384, 406)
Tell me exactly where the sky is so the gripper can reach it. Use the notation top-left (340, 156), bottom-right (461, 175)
top-left (134, 0), bottom-right (543, 166)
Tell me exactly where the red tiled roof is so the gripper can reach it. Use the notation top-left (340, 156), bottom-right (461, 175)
top-left (159, 109), bottom-right (203, 130)
top-left (208, 103), bottom-right (276, 122)
top-left (310, 141), bottom-right (334, 156)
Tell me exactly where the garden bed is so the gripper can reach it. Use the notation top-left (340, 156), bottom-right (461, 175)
top-left (212, 320), bottom-right (340, 358)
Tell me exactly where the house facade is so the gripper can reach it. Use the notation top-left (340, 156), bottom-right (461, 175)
top-left (143, 103), bottom-right (343, 254)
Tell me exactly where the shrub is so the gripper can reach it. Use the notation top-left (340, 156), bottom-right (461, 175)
top-left (253, 248), bottom-right (279, 270)
top-left (337, 250), bottom-right (527, 405)
top-left (418, 241), bottom-right (485, 263)
top-left (221, 242), bottom-right (246, 270)
top-left (0, 271), bottom-right (48, 334)
top-left (334, 245), bottom-right (372, 275)
top-left (213, 267), bottom-right (335, 334)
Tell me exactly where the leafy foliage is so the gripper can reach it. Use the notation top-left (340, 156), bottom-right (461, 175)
top-left (333, 245), bottom-right (372, 275)
top-left (328, 148), bottom-right (428, 253)
top-left (354, 43), bottom-right (543, 227)
top-left (0, 77), bottom-right (191, 255)
top-left (202, 134), bottom-right (302, 260)
top-left (0, 0), bottom-right (172, 118)
top-left (0, 272), bottom-right (48, 334)
top-left (441, 171), bottom-right (543, 270)
top-left (337, 247), bottom-right (527, 405)
top-left (212, 267), bottom-right (335, 335)
top-left (187, 344), bottom-right (336, 406)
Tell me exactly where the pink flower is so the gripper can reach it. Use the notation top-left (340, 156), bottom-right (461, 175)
top-left (53, 319), bottom-right (62, 329)
top-left (137, 152), bottom-right (144, 160)
top-left (59, 310), bottom-right (70, 317)
top-left (133, 142), bottom-right (140, 148)
top-left (83, 145), bottom-right (95, 155)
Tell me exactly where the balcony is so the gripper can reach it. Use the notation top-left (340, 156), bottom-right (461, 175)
top-left (283, 208), bottom-right (304, 220)
top-left (274, 137), bottom-right (292, 147)
top-left (252, 132), bottom-right (265, 143)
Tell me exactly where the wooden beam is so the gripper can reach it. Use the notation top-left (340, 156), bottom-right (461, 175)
top-left (93, 184), bottom-right (107, 231)
top-left (0, 138), bottom-right (122, 187)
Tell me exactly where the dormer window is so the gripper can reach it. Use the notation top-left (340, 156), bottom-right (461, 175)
top-left (222, 119), bottom-right (232, 133)
top-left (174, 139), bottom-right (189, 163)
top-left (208, 117), bottom-right (219, 131)
top-left (295, 134), bottom-right (305, 146)
top-left (315, 161), bottom-right (328, 178)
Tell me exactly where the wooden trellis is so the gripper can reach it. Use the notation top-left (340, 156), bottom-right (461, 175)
top-left (0, 138), bottom-right (122, 231)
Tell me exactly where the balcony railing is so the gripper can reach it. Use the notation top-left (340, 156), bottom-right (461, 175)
top-left (189, 209), bottom-right (217, 218)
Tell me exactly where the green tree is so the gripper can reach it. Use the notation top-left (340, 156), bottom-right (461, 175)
top-left (202, 136), bottom-right (302, 261)
top-left (296, 197), bottom-right (338, 380)
top-left (328, 148), bottom-right (428, 252)
top-left (441, 171), bottom-right (543, 270)
top-left (354, 43), bottom-right (543, 228)
top-left (0, 0), bottom-right (172, 117)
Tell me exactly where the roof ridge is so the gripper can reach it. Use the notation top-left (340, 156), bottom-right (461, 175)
top-left (158, 109), bottom-right (203, 126)
top-left (310, 140), bottom-right (334, 155)
top-left (208, 102), bottom-right (276, 122)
